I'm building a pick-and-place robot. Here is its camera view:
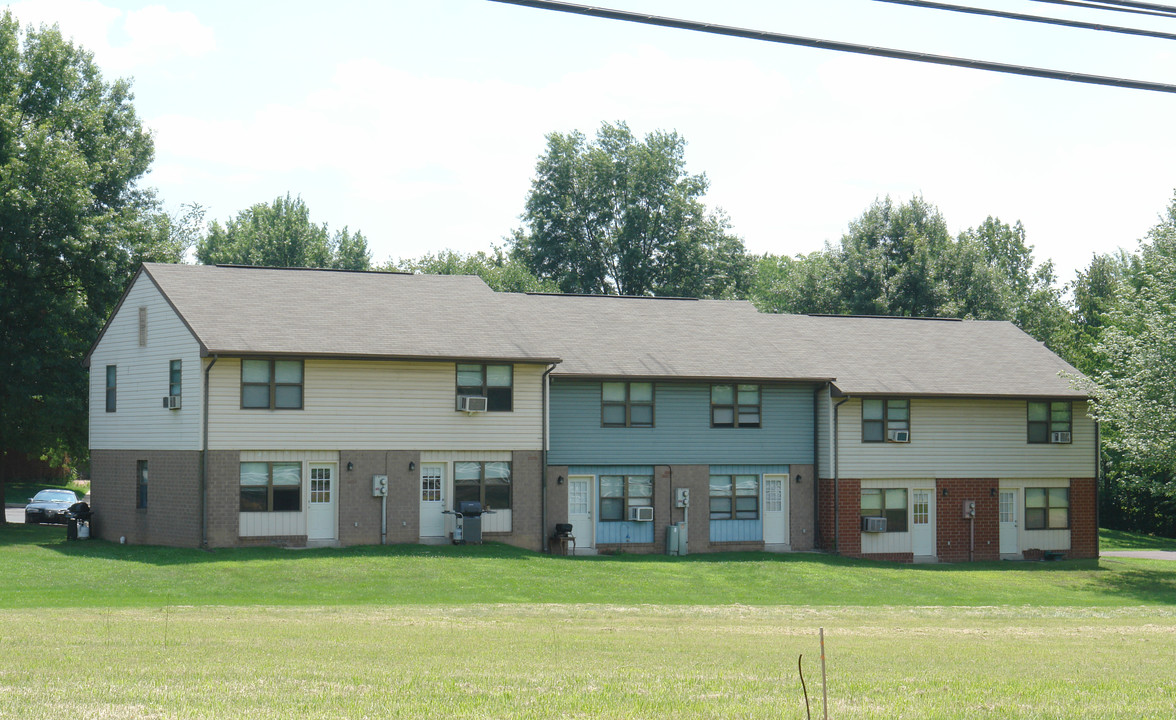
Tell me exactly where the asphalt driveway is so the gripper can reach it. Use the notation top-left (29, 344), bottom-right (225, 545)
top-left (1102, 550), bottom-right (1176, 561)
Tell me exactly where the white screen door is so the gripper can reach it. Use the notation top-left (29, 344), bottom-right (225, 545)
top-left (307, 464), bottom-right (337, 541)
top-left (911, 489), bottom-right (935, 556)
top-left (999, 490), bottom-right (1019, 555)
top-left (762, 474), bottom-right (789, 545)
top-left (567, 476), bottom-right (594, 549)
top-left (419, 464), bottom-right (446, 538)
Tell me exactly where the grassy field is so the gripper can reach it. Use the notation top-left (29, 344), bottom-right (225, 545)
top-left (2, 524), bottom-right (1174, 719)
top-left (3, 479), bottom-right (86, 506)
top-left (1100, 527), bottom-right (1176, 551)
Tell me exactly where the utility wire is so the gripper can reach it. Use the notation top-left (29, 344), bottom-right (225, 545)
top-left (1028, 0), bottom-right (1176, 20)
top-left (488, 0), bottom-right (1176, 94)
top-left (877, 0), bottom-right (1176, 39)
top-left (1063, 0), bottom-right (1176, 13)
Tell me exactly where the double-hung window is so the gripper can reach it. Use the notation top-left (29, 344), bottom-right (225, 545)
top-left (599, 475), bottom-right (653, 521)
top-left (454, 461), bottom-right (512, 510)
top-left (169, 360), bottom-right (182, 397)
top-left (711, 385), bottom-right (761, 428)
top-left (239, 462), bottom-right (302, 512)
top-left (136, 460), bottom-right (148, 509)
top-left (241, 359), bottom-right (303, 409)
top-left (1025, 487), bottom-right (1069, 529)
top-left (862, 398), bottom-right (910, 442)
top-left (105, 365), bottom-right (117, 412)
top-left (709, 474), bottom-right (760, 520)
top-left (1028, 401), bottom-right (1072, 443)
top-left (602, 382), bottom-right (654, 427)
top-left (861, 488), bottom-right (908, 532)
top-left (456, 364), bottom-right (513, 411)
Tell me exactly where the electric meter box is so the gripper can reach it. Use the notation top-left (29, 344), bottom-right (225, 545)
top-left (675, 488), bottom-right (690, 508)
top-left (372, 475), bottom-right (388, 497)
top-left (962, 499), bottom-right (976, 519)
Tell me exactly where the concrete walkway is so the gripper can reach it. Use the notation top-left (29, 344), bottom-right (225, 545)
top-left (1102, 550), bottom-right (1176, 561)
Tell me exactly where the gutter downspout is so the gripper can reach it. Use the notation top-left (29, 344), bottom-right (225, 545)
top-left (832, 395), bottom-right (849, 554)
top-left (1095, 419), bottom-right (1101, 555)
top-left (201, 354), bottom-right (218, 549)
top-left (540, 364), bottom-right (557, 553)
top-left (813, 384), bottom-right (825, 546)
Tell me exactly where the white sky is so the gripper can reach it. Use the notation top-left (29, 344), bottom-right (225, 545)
top-left (7, 0), bottom-right (1176, 283)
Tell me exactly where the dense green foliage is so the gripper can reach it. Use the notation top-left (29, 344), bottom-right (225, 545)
top-left (511, 122), bottom-right (751, 298)
top-left (0, 13), bottom-right (190, 513)
top-left (196, 193), bottom-right (371, 269)
top-left (385, 248), bottom-right (557, 293)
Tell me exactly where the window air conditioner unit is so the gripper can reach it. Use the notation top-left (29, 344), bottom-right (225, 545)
top-left (1051, 431), bottom-right (1071, 444)
top-left (163, 395), bottom-right (182, 410)
top-left (457, 395), bottom-right (488, 412)
top-left (628, 506), bottom-right (654, 522)
top-left (861, 516), bottom-right (887, 533)
top-left (887, 429), bottom-right (910, 443)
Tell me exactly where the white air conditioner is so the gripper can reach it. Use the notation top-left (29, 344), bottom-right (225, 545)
top-left (457, 395), bottom-right (488, 413)
top-left (163, 395), bottom-right (181, 410)
top-left (1051, 431), bottom-right (1071, 444)
top-left (887, 429), bottom-right (910, 443)
top-left (628, 506), bottom-right (654, 522)
top-left (861, 516), bottom-right (887, 533)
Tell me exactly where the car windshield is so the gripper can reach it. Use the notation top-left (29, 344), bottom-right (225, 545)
top-left (33, 490), bottom-right (75, 503)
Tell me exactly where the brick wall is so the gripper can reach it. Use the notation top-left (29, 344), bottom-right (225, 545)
top-left (503, 450), bottom-right (543, 551)
top-left (817, 478), bottom-right (861, 556)
top-left (1069, 477), bottom-right (1099, 559)
top-left (205, 450), bottom-right (240, 548)
top-left (335, 450), bottom-right (418, 546)
top-left (90, 449), bottom-right (201, 547)
top-left (789, 463), bottom-right (816, 551)
top-left (936, 479), bottom-right (999, 562)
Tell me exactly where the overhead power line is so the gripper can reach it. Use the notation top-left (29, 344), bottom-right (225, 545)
top-left (1066, 0), bottom-right (1176, 13)
top-left (488, 0), bottom-right (1176, 94)
top-left (1028, 0), bottom-right (1176, 20)
top-left (876, 0), bottom-right (1176, 40)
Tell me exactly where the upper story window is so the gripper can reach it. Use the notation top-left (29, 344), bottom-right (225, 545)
top-left (241, 359), bottom-right (303, 410)
top-left (1028, 401), bottom-right (1072, 444)
top-left (1025, 487), bottom-right (1069, 529)
top-left (454, 461), bottom-right (512, 510)
top-left (599, 474), bottom-right (653, 521)
top-left (456, 364), bottom-right (513, 411)
top-left (105, 365), bottom-right (117, 412)
top-left (240, 461), bottom-right (301, 512)
top-left (602, 382), bottom-right (654, 427)
top-left (169, 360), bottom-right (182, 397)
top-left (711, 384), bottom-right (761, 428)
top-left (861, 488), bottom-right (908, 532)
top-left (136, 460), bottom-right (148, 509)
top-left (709, 474), bottom-right (759, 520)
top-left (862, 398), bottom-right (910, 443)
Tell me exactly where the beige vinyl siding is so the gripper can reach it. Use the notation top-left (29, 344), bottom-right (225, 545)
top-left (835, 397), bottom-right (1095, 479)
top-left (1000, 477), bottom-right (1072, 552)
top-left (859, 479), bottom-right (917, 555)
top-left (89, 274), bottom-right (203, 451)
top-left (208, 359), bottom-right (544, 451)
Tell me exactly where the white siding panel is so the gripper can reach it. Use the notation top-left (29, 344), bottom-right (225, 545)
top-left (1000, 478), bottom-right (1072, 552)
top-left (860, 479), bottom-right (916, 554)
top-left (208, 359), bottom-right (544, 450)
top-left (419, 452), bottom-right (515, 534)
top-left (240, 512), bottom-right (305, 537)
top-left (420, 451), bottom-right (513, 463)
top-left (89, 274), bottom-right (203, 450)
top-left (836, 398), bottom-right (1095, 479)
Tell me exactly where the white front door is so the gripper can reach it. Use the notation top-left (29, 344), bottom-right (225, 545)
top-left (762, 474), bottom-right (789, 545)
top-left (911, 488), bottom-right (935, 556)
top-left (999, 490), bottom-right (1019, 555)
top-left (307, 463), bottom-right (337, 541)
top-left (419, 464), bottom-right (446, 538)
top-left (567, 476), bottom-right (594, 549)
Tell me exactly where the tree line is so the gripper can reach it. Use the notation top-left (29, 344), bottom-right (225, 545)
top-left (1, 14), bottom-right (1171, 535)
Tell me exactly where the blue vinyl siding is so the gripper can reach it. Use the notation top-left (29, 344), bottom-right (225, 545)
top-left (569, 466), bottom-right (656, 545)
top-left (707, 465), bottom-right (789, 543)
top-left (549, 380), bottom-right (816, 465)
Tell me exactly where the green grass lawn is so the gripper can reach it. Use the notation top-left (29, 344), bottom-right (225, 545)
top-left (1100, 526), bottom-right (1176, 551)
top-left (3, 479), bottom-right (86, 506)
top-left (2, 524), bottom-right (1174, 719)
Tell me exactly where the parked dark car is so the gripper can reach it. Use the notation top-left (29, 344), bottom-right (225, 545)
top-left (24, 489), bottom-right (79, 524)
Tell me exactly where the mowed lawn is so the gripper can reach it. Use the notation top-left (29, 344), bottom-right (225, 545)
top-left (2, 524), bottom-right (1175, 719)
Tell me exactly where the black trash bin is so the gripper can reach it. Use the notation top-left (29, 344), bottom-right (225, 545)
top-left (67, 502), bottom-right (91, 541)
